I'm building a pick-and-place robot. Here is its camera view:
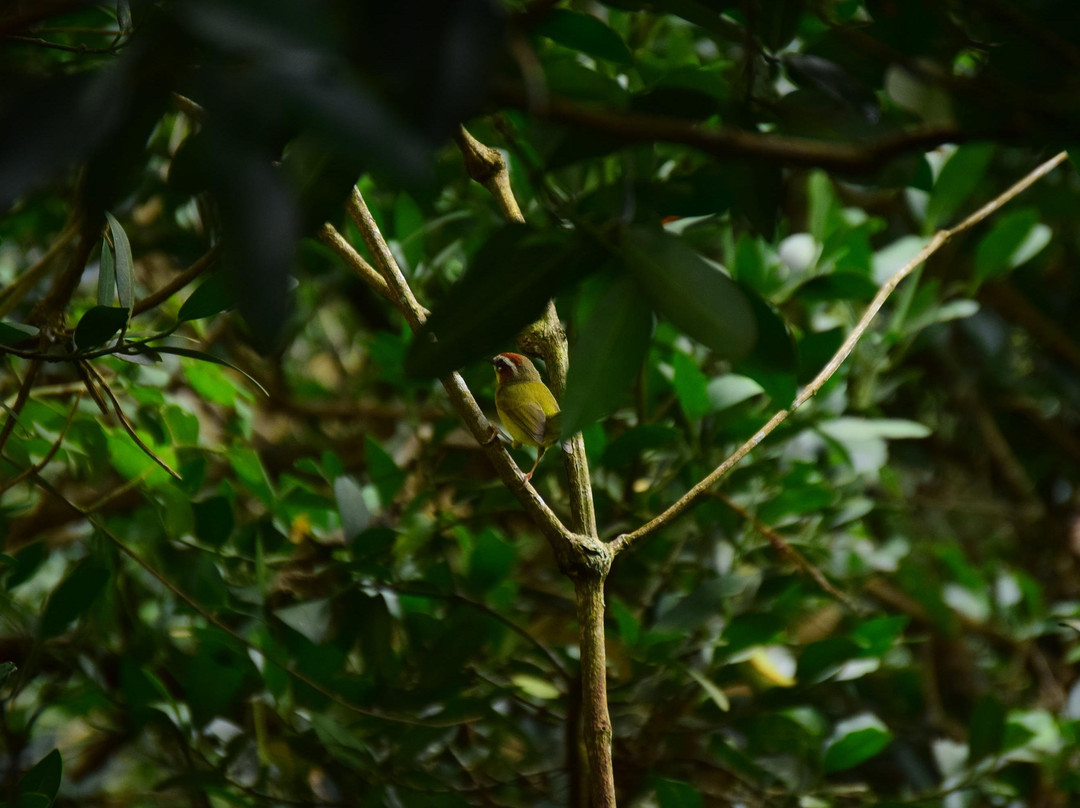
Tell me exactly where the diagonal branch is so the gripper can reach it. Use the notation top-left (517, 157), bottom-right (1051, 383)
top-left (454, 125), bottom-right (598, 538)
top-left (611, 150), bottom-right (1069, 555)
top-left (342, 187), bottom-right (582, 560)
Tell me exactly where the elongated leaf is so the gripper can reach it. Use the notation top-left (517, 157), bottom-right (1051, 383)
top-left (334, 475), bottom-right (371, 541)
top-left (178, 273), bottom-right (236, 322)
top-left (686, 668), bottom-right (730, 712)
top-left (535, 10), bottom-right (633, 64)
top-left (0, 321), bottom-right (39, 346)
top-left (968, 695), bottom-right (1006, 763)
top-left (105, 212), bottom-right (134, 310)
top-left (40, 558), bottom-right (109, 638)
top-left (561, 273), bottom-right (653, 437)
top-left (406, 225), bottom-right (603, 378)
top-left (734, 285), bottom-right (798, 405)
top-left (974, 207), bottom-right (1051, 284)
top-left (97, 239), bottom-right (115, 306)
top-left (925, 144), bottom-right (994, 231)
top-left (823, 714), bottom-right (893, 772)
top-left (622, 226), bottom-right (756, 359)
top-left (149, 344), bottom-right (269, 396)
top-left (73, 306), bottom-right (128, 350)
top-left (18, 748), bottom-right (62, 805)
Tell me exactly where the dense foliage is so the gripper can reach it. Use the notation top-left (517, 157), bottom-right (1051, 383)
top-left (2, 1), bottom-right (1080, 806)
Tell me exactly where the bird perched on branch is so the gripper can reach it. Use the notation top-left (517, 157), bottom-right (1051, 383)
top-left (491, 352), bottom-right (562, 480)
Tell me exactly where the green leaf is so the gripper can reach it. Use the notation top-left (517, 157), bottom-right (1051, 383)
top-left (230, 447), bottom-right (274, 506)
top-left (818, 417), bottom-right (931, 441)
top-left (97, 239), bottom-right (115, 306)
top-left (192, 496), bottom-right (234, 547)
top-left (562, 273), bottom-right (653, 437)
top-left (0, 661), bottom-right (16, 683)
top-left (735, 284), bottom-right (798, 405)
top-left (40, 557), bottom-right (110, 638)
top-left (686, 668), bottom-right (730, 712)
top-left (623, 226), bottom-right (756, 359)
top-left (823, 714), bottom-right (893, 772)
top-left (18, 749), bottom-right (62, 804)
top-left (968, 695), bottom-right (1006, 763)
top-left (797, 637), bottom-right (862, 683)
top-left (974, 207), bottom-right (1051, 284)
top-left (148, 343), bottom-right (268, 396)
top-left (334, 475), bottom-right (370, 541)
top-left (73, 305), bottom-right (128, 350)
top-left (406, 225), bottom-right (603, 378)
top-left (105, 212), bottom-right (134, 310)
top-left (364, 437), bottom-right (405, 507)
top-left (924, 144), bottom-right (994, 231)
top-left (0, 321), bottom-right (39, 346)
top-left (510, 673), bottom-right (561, 700)
top-left (653, 777), bottom-right (704, 808)
top-left (672, 350), bottom-right (710, 420)
top-left (178, 273), bottom-right (236, 322)
top-left (707, 374), bottom-right (764, 411)
top-left (535, 10), bottom-right (633, 65)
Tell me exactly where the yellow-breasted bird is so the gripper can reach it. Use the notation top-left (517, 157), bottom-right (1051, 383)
top-left (492, 352), bottom-right (561, 480)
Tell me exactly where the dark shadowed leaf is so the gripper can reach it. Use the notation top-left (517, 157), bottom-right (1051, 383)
top-left (18, 749), bottom-right (62, 805)
top-left (974, 207), bottom-right (1051, 284)
top-left (97, 240), bottom-right (116, 307)
top-left (735, 285), bottom-right (798, 405)
top-left (193, 496), bottom-right (234, 547)
top-left (0, 321), bottom-right (39, 346)
top-left (105, 212), bottom-right (134, 310)
top-left (535, 10), bottom-right (633, 65)
top-left (562, 273), bottom-right (653, 437)
top-left (406, 225), bottom-right (604, 378)
top-left (925, 144), bottom-right (994, 231)
top-left (623, 226), bottom-right (756, 359)
top-left (653, 777), bottom-right (704, 808)
top-left (73, 306), bottom-right (129, 350)
top-left (148, 342), bottom-right (269, 396)
top-left (178, 274), bottom-right (236, 322)
top-left (968, 695), bottom-right (1006, 763)
top-left (40, 558), bottom-right (110, 638)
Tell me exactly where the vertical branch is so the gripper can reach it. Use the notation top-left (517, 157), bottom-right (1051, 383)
top-left (575, 573), bottom-right (616, 808)
top-left (456, 125), bottom-right (611, 805)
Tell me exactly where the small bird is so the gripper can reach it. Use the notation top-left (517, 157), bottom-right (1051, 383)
top-left (491, 352), bottom-right (562, 480)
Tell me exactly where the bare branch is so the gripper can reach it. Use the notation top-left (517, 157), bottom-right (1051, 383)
top-left (315, 223), bottom-right (395, 303)
top-left (493, 81), bottom-right (969, 174)
top-left (714, 493), bottom-right (859, 612)
top-left (454, 125), bottom-right (598, 538)
top-left (343, 186), bottom-right (581, 557)
top-left (0, 391), bottom-right (81, 494)
top-left (611, 150), bottom-right (1069, 555)
top-left (132, 245), bottom-right (219, 317)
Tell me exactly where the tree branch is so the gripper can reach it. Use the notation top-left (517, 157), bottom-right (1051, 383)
top-left (343, 186), bottom-right (584, 562)
top-left (454, 125), bottom-right (598, 538)
top-left (315, 224), bottom-right (395, 303)
top-left (455, 124), bottom-right (610, 804)
top-left (611, 150), bottom-right (1069, 555)
top-left (132, 245), bottom-right (219, 317)
top-left (492, 81), bottom-right (969, 174)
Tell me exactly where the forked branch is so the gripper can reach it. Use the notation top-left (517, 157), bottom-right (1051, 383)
top-left (611, 150), bottom-right (1070, 555)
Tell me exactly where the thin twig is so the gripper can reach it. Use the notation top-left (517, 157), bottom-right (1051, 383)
top-left (714, 493), bottom-right (859, 611)
top-left (344, 186), bottom-right (582, 557)
top-left (315, 224), bottom-right (395, 303)
top-left (611, 150), bottom-right (1069, 555)
top-left (493, 81), bottom-right (968, 174)
top-left (0, 391), bottom-right (81, 494)
top-left (132, 246), bottom-right (219, 317)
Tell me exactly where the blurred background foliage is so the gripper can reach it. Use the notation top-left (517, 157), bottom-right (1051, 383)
top-left (2, 0), bottom-right (1080, 806)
